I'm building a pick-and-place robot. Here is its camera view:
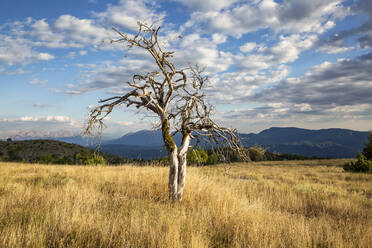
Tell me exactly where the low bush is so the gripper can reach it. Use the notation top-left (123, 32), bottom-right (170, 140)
top-left (343, 152), bottom-right (372, 173)
top-left (75, 152), bottom-right (107, 166)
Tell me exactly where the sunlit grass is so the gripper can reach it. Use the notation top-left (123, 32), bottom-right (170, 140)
top-left (0, 160), bottom-right (371, 247)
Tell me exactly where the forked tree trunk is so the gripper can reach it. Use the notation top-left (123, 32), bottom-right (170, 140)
top-left (176, 134), bottom-right (190, 201)
top-left (161, 117), bottom-right (179, 200)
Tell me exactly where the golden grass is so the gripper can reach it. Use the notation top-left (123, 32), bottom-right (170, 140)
top-left (0, 160), bottom-right (371, 248)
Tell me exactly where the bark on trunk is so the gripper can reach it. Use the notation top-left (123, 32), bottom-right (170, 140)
top-left (161, 117), bottom-right (179, 200)
top-left (168, 149), bottom-right (179, 200)
top-left (176, 134), bottom-right (190, 201)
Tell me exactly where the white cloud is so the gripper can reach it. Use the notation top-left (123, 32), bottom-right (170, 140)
top-left (212, 33), bottom-right (227, 44)
top-left (28, 15), bottom-right (114, 50)
top-left (0, 33), bottom-right (54, 65)
top-left (0, 115), bottom-right (81, 138)
top-left (264, 34), bottom-right (318, 64)
top-left (317, 44), bottom-right (354, 54)
top-left (252, 52), bottom-right (372, 117)
top-left (54, 15), bottom-right (110, 44)
top-left (37, 53), bottom-right (54, 60)
top-left (18, 115), bottom-right (75, 124)
top-left (94, 0), bottom-right (165, 31)
top-left (277, 0), bottom-right (348, 34)
top-left (240, 42), bottom-right (257, 53)
top-left (206, 65), bottom-right (289, 103)
top-left (184, 0), bottom-right (347, 38)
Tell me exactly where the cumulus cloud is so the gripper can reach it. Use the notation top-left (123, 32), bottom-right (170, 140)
top-left (31, 15), bottom-right (112, 48)
top-left (262, 34), bottom-right (318, 64)
top-left (183, 0), bottom-right (347, 38)
top-left (0, 0), bottom-right (169, 66)
top-left (219, 102), bottom-right (372, 133)
top-left (232, 34), bottom-right (316, 76)
top-left (68, 31), bottom-right (237, 94)
top-left (37, 53), bottom-right (54, 60)
top-left (252, 52), bottom-right (372, 114)
top-left (65, 57), bottom-right (157, 94)
top-left (211, 50), bottom-right (372, 132)
top-left (212, 33), bottom-right (227, 44)
top-left (240, 42), bottom-right (257, 53)
top-left (0, 33), bottom-right (55, 65)
top-left (94, 0), bottom-right (165, 31)
top-left (206, 64), bottom-right (289, 103)
top-left (317, 0), bottom-right (372, 53)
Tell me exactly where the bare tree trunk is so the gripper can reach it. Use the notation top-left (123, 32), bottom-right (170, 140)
top-left (168, 148), bottom-right (179, 200)
top-left (161, 117), bottom-right (179, 200)
top-left (176, 134), bottom-right (190, 201)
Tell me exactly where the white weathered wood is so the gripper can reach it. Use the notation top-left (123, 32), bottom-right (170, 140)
top-left (176, 134), bottom-right (190, 200)
top-left (168, 147), bottom-right (179, 200)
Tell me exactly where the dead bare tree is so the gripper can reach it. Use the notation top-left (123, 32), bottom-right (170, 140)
top-left (84, 22), bottom-right (245, 201)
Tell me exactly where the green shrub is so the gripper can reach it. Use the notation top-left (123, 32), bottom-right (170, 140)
top-left (86, 153), bottom-right (107, 166)
top-left (187, 147), bottom-right (208, 165)
top-left (343, 152), bottom-right (372, 173)
top-left (206, 153), bottom-right (218, 165)
top-left (75, 152), bottom-right (106, 166)
top-left (248, 146), bottom-right (265, 161)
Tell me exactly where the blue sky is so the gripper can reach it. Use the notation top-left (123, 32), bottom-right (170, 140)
top-left (0, 0), bottom-right (371, 138)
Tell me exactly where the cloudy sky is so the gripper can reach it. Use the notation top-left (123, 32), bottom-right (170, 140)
top-left (0, 0), bottom-right (371, 138)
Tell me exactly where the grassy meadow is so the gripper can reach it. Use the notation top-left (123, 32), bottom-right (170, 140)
top-left (0, 160), bottom-right (371, 248)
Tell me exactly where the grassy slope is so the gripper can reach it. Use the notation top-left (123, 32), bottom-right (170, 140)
top-left (0, 140), bottom-right (126, 164)
top-left (0, 160), bottom-right (371, 248)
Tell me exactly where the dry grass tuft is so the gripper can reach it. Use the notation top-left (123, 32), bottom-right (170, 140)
top-left (0, 160), bottom-right (371, 247)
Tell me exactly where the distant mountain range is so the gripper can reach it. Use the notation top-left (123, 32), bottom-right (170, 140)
top-left (3, 127), bottom-right (370, 160)
top-left (239, 127), bottom-right (369, 158)
top-left (101, 127), bottom-right (369, 159)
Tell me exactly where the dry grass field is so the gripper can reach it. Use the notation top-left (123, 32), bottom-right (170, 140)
top-left (0, 160), bottom-right (371, 248)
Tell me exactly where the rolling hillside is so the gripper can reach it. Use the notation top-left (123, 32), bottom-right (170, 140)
top-left (0, 139), bottom-right (126, 164)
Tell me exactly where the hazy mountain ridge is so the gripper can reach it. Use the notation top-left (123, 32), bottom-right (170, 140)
top-left (103, 127), bottom-right (369, 159)
top-left (238, 127), bottom-right (368, 158)
top-left (3, 127), bottom-right (369, 159)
